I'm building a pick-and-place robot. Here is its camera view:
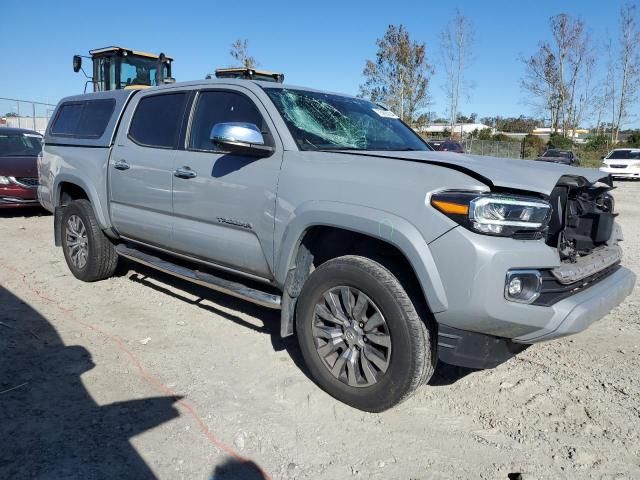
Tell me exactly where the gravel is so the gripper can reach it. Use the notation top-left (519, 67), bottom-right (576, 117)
top-left (0, 182), bottom-right (638, 479)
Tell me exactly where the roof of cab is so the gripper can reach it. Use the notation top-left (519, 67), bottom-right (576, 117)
top-left (89, 46), bottom-right (173, 61)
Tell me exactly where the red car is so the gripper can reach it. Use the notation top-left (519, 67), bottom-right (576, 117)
top-left (0, 128), bottom-right (43, 209)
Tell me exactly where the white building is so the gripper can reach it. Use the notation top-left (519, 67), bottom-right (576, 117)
top-left (417, 123), bottom-right (495, 136)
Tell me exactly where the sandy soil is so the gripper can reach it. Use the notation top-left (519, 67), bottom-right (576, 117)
top-left (0, 183), bottom-right (638, 480)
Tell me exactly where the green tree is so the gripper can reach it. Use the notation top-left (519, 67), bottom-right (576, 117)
top-left (474, 128), bottom-right (493, 140)
top-left (523, 134), bottom-right (547, 158)
top-left (626, 131), bottom-right (640, 147)
top-left (548, 133), bottom-right (574, 149)
top-left (360, 24), bottom-right (434, 124)
top-left (585, 133), bottom-right (609, 151)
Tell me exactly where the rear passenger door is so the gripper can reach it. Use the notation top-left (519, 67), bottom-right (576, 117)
top-left (109, 91), bottom-right (189, 247)
top-left (170, 88), bottom-right (282, 279)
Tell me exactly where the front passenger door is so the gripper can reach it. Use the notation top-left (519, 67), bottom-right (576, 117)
top-left (170, 88), bottom-right (282, 279)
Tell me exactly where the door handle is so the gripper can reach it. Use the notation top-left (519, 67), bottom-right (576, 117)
top-left (113, 159), bottom-right (130, 171)
top-left (174, 166), bottom-right (197, 179)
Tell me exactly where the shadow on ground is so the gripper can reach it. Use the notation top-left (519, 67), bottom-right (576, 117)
top-left (0, 285), bottom-right (181, 479)
top-left (209, 457), bottom-right (268, 480)
top-left (0, 206), bottom-right (49, 219)
top-left (127, 264), bottom-right (309, 377)
top-left (428, 362), bottom-right (478, 386)
top-left (125, 263), bottom-right (476, 390)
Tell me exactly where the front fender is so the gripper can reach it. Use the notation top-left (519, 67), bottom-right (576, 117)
top-left (274, 201), bottom-right (449, 313)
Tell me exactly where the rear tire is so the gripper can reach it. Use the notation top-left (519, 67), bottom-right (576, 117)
top-left (296, 255), bottom-right (435, 412)
top-left (61, 199), bottom-right (118, 282)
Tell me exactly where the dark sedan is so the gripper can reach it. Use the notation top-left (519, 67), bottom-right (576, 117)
top-left (426, 139), bottom-right (465, 153)
top-left (535, 149), bottom-right (580, 166)
top-left (0, 128), bottom-right (43, 209)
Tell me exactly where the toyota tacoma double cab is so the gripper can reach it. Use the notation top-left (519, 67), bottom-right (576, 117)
top-left (38, 80), bottom-right (636, 411)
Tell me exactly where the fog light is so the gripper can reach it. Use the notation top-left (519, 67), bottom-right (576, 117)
top-left (507, 277), bottom-right (523, 296)
top-left (505, 270), bottom-right (542, 304)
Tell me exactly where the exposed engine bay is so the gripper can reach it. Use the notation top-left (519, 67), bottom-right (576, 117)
top-left (547, 177), bottom-right (617, 263)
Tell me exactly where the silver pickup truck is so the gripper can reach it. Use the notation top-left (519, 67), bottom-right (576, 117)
top-left (38, 80), bottom-right (635, 411)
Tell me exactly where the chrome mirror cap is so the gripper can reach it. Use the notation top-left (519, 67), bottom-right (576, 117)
top-left (210, 122), bottom-right (265, 146)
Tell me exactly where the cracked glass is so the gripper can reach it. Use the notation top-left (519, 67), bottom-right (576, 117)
top-left (264, 88), bottom-right (428, 152)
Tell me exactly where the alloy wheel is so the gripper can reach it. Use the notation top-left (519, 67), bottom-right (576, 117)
top-left (65, 214), bottom-right (89, 269)
top-left (312, 286), bottom-right (392, 388)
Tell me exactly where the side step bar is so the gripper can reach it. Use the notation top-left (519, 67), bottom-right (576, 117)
top-left (115, 244), bottom-right (282, 309)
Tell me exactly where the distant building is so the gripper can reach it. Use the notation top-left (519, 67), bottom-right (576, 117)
top-left (417, 123), bottom-right (495, 136)
top-left (532, 127), bottom-right (589, 138)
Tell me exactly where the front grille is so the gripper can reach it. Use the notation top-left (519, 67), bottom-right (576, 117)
top-left (609, 165), bottom-right (627, 169)
top-left (533, 263), bottom-right (620, 306)
top-left (13, 177), bottom-right (39, 188)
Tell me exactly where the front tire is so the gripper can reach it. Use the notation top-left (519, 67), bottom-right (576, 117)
top-left (61, 199), bottom-right (118, 282)
top-left (296, 255), bottom-right (435, 412)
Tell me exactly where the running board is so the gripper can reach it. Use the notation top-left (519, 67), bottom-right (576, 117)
top-left (115, 244), bottom-right (281, 309)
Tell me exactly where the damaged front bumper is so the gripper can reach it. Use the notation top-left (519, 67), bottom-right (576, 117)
top-left (429, 221), bottom-right (635, 368)
top-left (513, 266), bottom-right (635, 343)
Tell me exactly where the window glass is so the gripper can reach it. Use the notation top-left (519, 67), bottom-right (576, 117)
top-left (77, 100), bottom-right (115, 137)
top-left (50, 103), bottom-right (84, 135)
top-left (264, 88), bottom-right (428, 151)
top-left (189, 91), bottom-right (265, 151)
top-left (118, 56), bottom-right (165, 88)
top-left (50, 100), bottom-right (115, 138)
top-left (129, 93), bottom-right (188, 148)
top-left (608, 150), bottom-right (640, 159)
top-left (0, 132), bottom-right (42, 156)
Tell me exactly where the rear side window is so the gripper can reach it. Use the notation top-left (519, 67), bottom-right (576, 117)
top-left (128, 93), bottom-right (188, 148)
top-left (50, 99), bottom-right (116, 138)
top-left (51, 104), bottom-right (84, 135)
top-left (189, 91), bottom-right (266, 151)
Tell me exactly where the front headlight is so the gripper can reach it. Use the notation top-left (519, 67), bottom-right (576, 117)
top-left (0, 176), bottom-right (11, 185)
top-left (431, 191), bottom-right (552, 238)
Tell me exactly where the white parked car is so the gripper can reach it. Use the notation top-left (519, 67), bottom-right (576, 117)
top-left (600, 148), bottom-right (640, 179)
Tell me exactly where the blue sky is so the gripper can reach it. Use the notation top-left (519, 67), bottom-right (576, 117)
top-left (1, 0), bottom-right (636, 126)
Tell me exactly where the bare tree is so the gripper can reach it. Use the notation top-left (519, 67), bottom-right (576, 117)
top-left (360, 24), bottom-right (433, 124)
top-left (521, 43), bottom-right (562, 130)
top-left (440, 10), bottom-right (474, 132)
top-left (230, 39), bottom-right (257, 69)
top-left (521, 13), bottom-right (593, 136)
top-left (612, 4), bottom-right (640, 142)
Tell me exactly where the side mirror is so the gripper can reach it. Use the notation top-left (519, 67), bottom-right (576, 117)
top-left (73, 55), bottom-right (82, 73)
top-left (601, 155), bottom-right (606, 160)
top-left (210, 122), bottom-right (273, 157)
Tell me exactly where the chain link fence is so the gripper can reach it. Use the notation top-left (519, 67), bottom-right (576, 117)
top-left (460, 138), bottom-right (523, 159)
top-left (0, 98), bottom-right (57, 134)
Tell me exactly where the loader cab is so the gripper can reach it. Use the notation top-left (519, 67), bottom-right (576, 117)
top-left (73, 46), bottom-right (174, 92)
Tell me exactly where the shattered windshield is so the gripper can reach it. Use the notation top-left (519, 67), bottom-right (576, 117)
top-left (264, 88), bottom-right (429, 151)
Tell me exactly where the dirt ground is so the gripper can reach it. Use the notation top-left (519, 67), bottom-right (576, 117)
top-left (1, 183), bottom-right (639, 480)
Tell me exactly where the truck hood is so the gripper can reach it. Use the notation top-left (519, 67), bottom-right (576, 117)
top-left (0, 155), bottom-right (38, 177)
top-left (346, 151), bottom-right (606, 196)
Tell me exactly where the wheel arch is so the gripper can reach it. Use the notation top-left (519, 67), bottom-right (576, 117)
top-left (53, 175), bottom-right (111, 229)
top-left (277, 203), bottom-right (448, 337)
top-left (53, 175), bottom-right (112, 246)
